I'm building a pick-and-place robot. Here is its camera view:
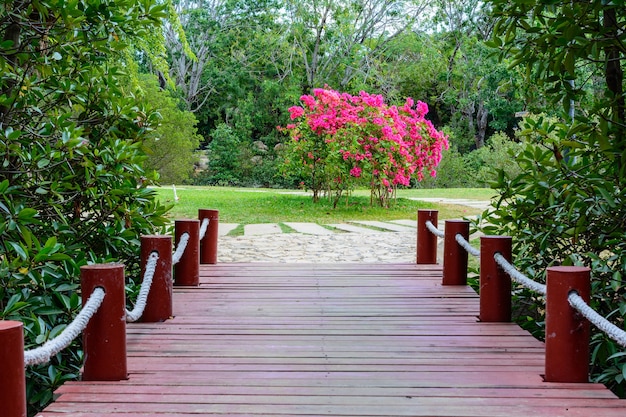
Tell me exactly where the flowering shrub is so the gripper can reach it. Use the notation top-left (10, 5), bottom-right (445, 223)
top-left (279, 88), bottom-right (449, 207)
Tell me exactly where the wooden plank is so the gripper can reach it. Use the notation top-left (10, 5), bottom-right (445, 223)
top-left (38, 262), bottom-right (626, 416)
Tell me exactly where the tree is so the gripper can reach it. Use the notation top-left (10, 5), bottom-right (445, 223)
top-left (139, 75), bottom-right (202, 184)
top-left (279, 88), bottom-right (448, 207)
top-left (1, 1), bottom-right (170, 413)
top-left (284, 0), bottom-right (429, 92)
top-left (485, 0), bottom-right (626, 394)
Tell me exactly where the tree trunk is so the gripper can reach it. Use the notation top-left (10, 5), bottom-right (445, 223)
top-left (475, 100), bottom-right (488, 149)
top-left (603, 8), bottom-right (625, 138)
top-left (603, 8), bottom-right (625, 174)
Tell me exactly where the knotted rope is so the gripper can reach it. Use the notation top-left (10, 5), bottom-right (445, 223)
top-left (24, 287), bottom-right (105, 366)
top-left (125, 252), bottom-right (160, 323)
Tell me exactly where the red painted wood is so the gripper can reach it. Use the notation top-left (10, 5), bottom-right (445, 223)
top-left (174, 219), bottom-right (199, 286)
top-left (442, 220), bottom-right (470, 285)
top-left (139, 235), bottom-right (173, 322)
top-left (545, 266), bottom-right (591, 383)
top-left (0, 321), bottom-right (26, 417)
top-left (38, 263), bottom-right (626, 416)
top-left (479, 236), bottom-right (512, 322)
top-left (198, 209), bottom-right (219, 264)
top-left (81, 263), bottom-right (128, 381)
top-left (416, 210), bottom-right (438, 264)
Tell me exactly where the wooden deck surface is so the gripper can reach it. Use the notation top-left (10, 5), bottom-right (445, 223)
top-left (39, 263), bottom-right (626, 416)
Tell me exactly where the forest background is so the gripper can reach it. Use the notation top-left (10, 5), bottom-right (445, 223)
top-left (151, 0), bottom-right (526, 188)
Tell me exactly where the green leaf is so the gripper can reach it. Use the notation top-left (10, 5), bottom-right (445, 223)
top-left (17, 208), bottom-right (38, 221)
top-left (2, 294), bottom-right (28, 316)
top-left (9, 241), bottom-right (28, 260)
top-left (597, 187), bottom-right (616, 208)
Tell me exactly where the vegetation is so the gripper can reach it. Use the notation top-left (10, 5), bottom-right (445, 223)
top-left (139, 75), bottom-right (202, 184)
top-left (279, 88), bottom-right (448, 207)
top-left (0, 1), bottom-right (173, 414)
top-left (162, 0), bottom-right (524, 189)
top-left (482, 0), bottom-right (626, 395)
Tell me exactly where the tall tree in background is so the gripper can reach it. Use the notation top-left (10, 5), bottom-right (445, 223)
top-left (285, 0), bottom-right (429, 92)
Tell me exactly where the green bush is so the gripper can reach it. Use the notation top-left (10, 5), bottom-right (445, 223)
top-left (0, 2), bottom-right (170, 414)
top-left (481, 115), bottom-right (626, 395)
top-left (139, 75), bottom-right (202, 184)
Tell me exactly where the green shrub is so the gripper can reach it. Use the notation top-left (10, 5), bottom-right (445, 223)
top-left (481, 115), bottom-right (626, 395)
top-left (0, 2), bottom-right (170, 414)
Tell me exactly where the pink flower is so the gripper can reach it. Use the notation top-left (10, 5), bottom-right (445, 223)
top-left (350, 167), bottom-right (362, 177)
top-left (289, 106), bottom-right (304, 120)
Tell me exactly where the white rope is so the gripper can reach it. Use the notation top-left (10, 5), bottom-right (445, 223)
top-left (494, 253), bottom-right (547, 295)
top-left (199, 218), bottom-right (210, 241)
top-left (569, 292), bottom-right (626, 348)
top-left (425, 220), bottom-right (444, 238)
top-left (455, 233), bottom-right (480, 257)
top-left (125, 252), bottom-right (160, 323)
top-left (24, 287), bottom-right (105, 367)
top-left (172, 232), bottom-right (190, 265)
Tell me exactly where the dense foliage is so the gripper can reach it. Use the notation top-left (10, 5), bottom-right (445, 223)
top-left (139, 75), bottom-right (202, 184)
top-left (483, 0), bottom-right (626, 394)
top-left (0, 1), bottom-right (170, 413)
top-left (279, 88), bottom-right (448, 206)
top-left (161, 0), bottom-right (524, 188)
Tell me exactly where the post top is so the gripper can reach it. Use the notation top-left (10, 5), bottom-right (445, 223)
top-left (175, 218), bottom-right (200, 223)
top-left (141, 234), bottom-right (172, 240)
top-left (480, 235), bottom-right (512, 241)
top-left (80, 263), bottom-right (124, 270)
top-left (547, 266), bottom-right (591, 273)
top-left (0, 320), bottom-right (23, 331)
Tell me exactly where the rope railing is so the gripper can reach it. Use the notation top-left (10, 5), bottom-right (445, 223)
top-left (125, 252), bottom-right (160, 323)
top-left (455, 233), bottom-right (480, 257)
top-left (568, 291), bottom-right (626, 348)
top-left (23, 287), bottom-right (105, 367)
top-left (4, 209), bottom-right (221, 417)
top-left (199, 217), bottom-right (210, 241)
top-left (425, 220), bottom-right (444, 238)
top-left (172, 232), bottom-right (190, 265)
top-left (493, 253), bottom-right (547, 296)
top-left (415, 209), bottom-right (626, 383)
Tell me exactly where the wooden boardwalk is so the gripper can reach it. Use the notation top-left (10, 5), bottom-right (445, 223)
top-left (39, 263), bottom-right (626, 416)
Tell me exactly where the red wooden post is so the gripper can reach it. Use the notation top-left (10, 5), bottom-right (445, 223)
top-left (442, 220), bottom-right (470, 285)
top-left (0, 321), bottom-right (26, 417)
top-left (417, 210), bottom-right (438, 264)
top-left (479, 236), bottom-right (512, 322)
top-left (545, 266), bottom-right (591, 383)
top-left (140, 235), bottom-right (173, 322)
top-left (81, 263), bottom-right (128, 381)
top-left (174, 219), bottom-right (200, 286)
top-left (199, 209), bottom-right (219, 264)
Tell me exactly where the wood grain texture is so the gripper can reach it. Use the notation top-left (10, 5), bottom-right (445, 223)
top-left (38, 263), bottom-right (626, 416)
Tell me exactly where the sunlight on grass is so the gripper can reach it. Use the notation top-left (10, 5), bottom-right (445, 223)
top-left (154, 186), bottom-right (488, 224)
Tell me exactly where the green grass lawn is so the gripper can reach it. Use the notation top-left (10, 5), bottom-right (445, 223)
top-left (154, 186), bottom-right (491, 224)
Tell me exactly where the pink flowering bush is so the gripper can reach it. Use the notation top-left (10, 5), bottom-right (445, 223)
top-left (279, 88), bottom-right (449, 207)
